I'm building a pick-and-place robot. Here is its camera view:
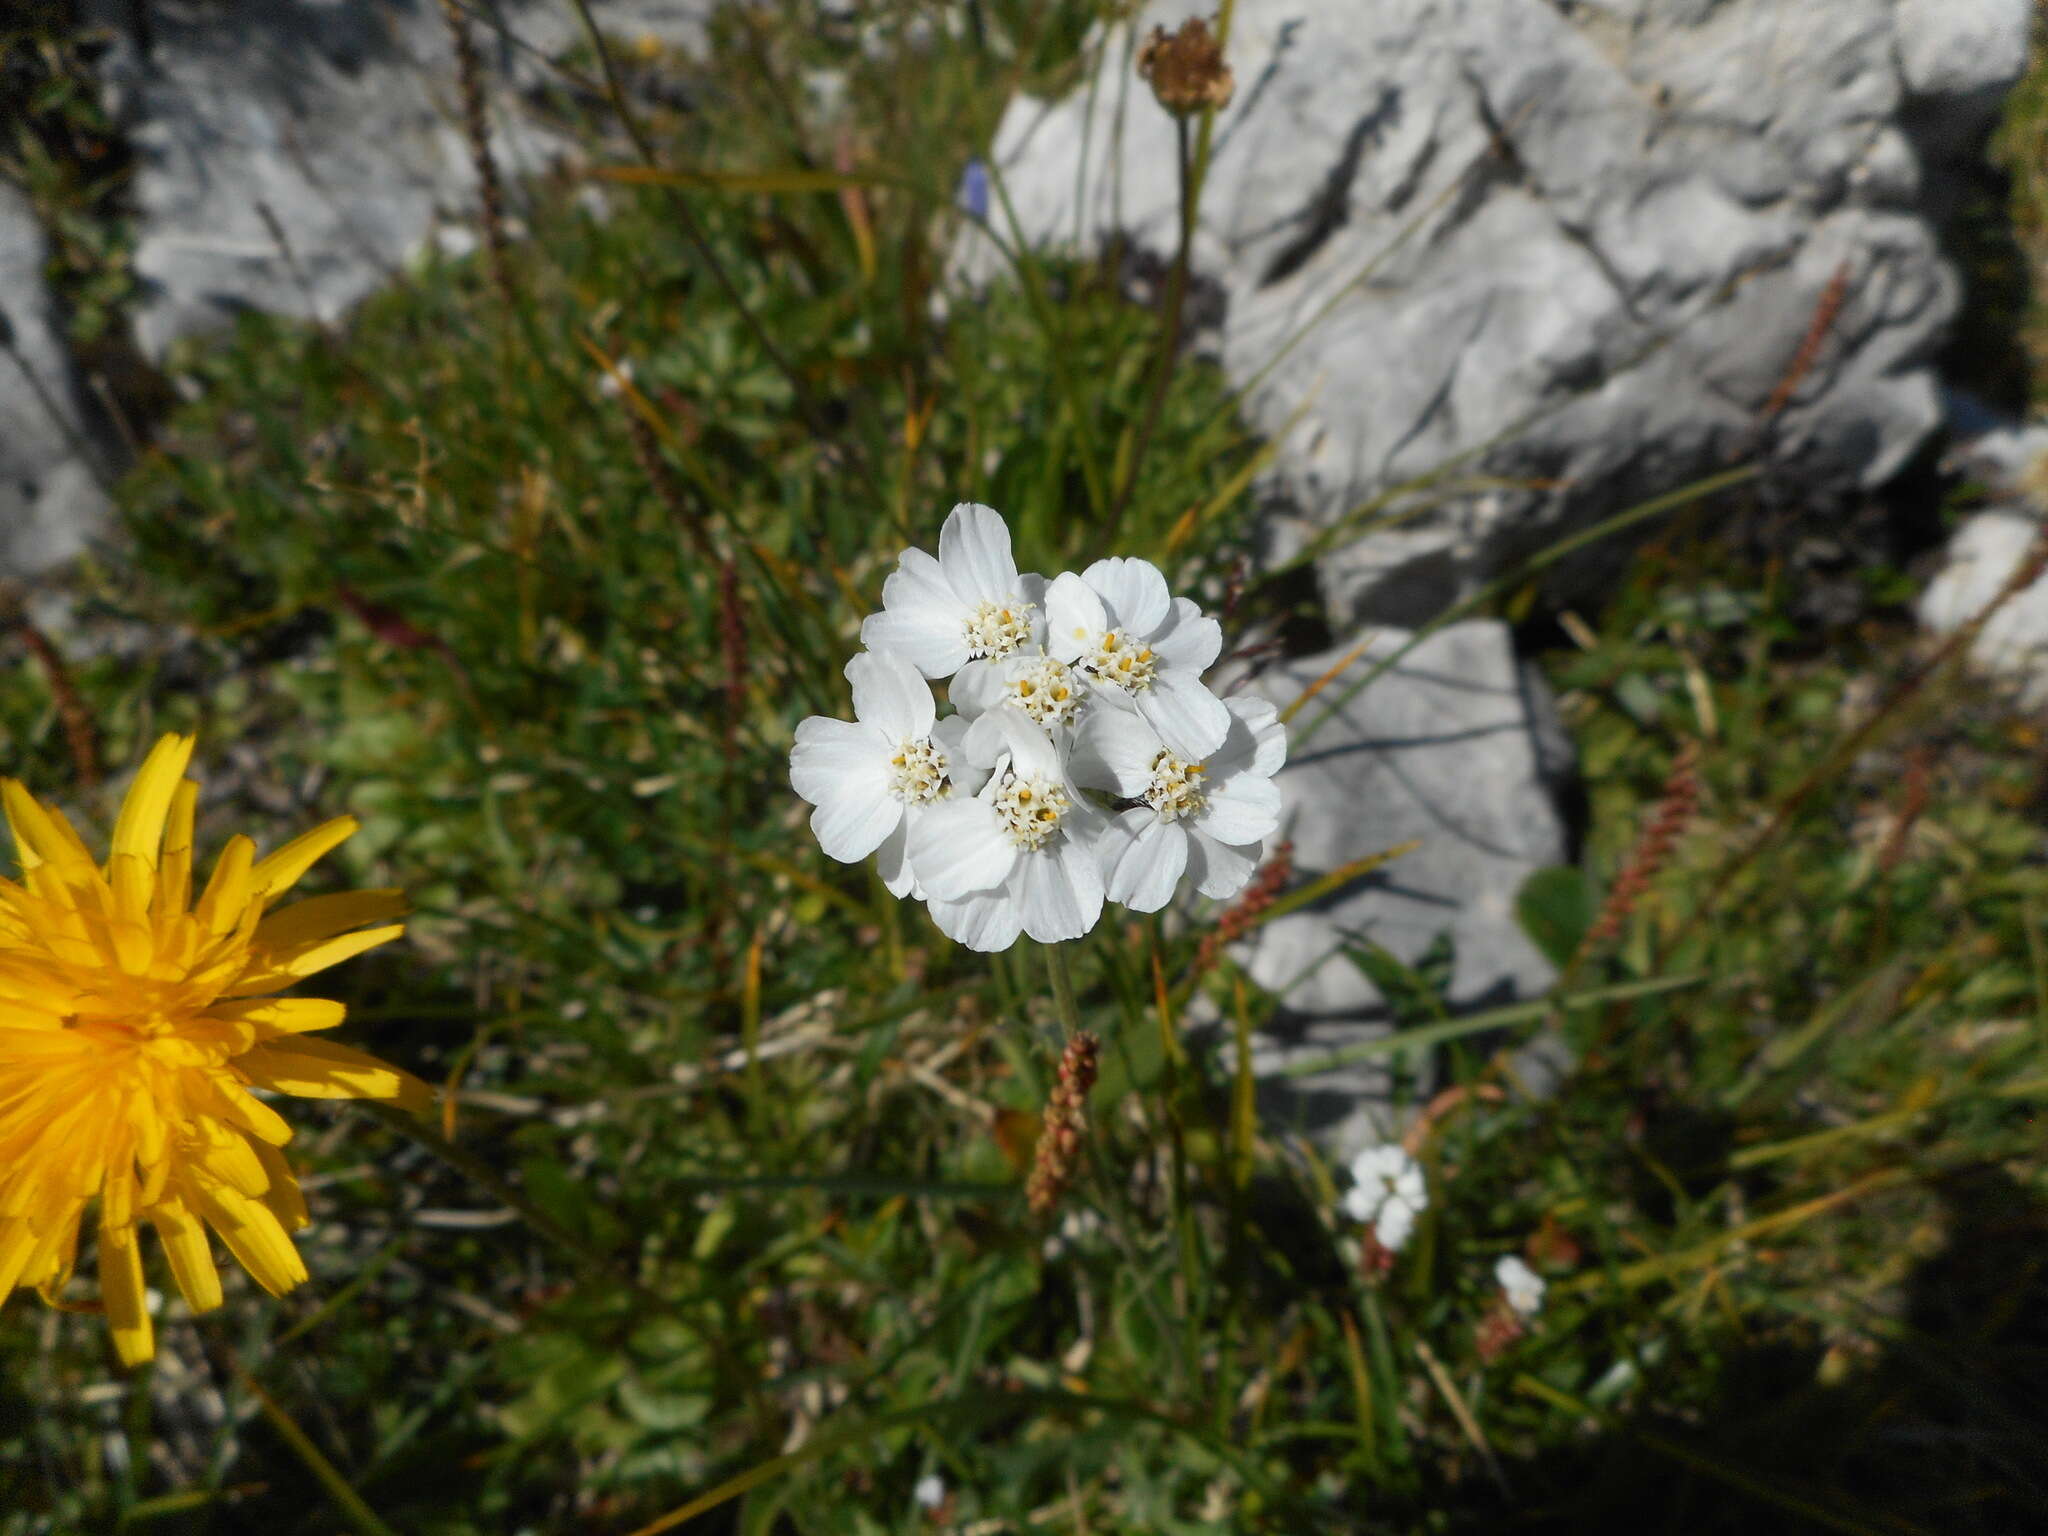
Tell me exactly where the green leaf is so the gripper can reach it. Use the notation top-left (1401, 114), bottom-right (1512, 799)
top-left (1517, 866), bottom-right (1599, 970)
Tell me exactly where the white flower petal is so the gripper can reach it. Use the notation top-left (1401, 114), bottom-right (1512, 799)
top-left (1341, 1185), bottom-right (1378, 1223)
top-left (1209, 695), bottom-right (1283, 776)
top-left (937, 503), bottom-right (1020, 604)
top-left (876, 817), bottom-right (916, 898)
top-left (790, 716), bottom-right (886, 805)
top-left (1046, 571), bottom-right (1107, 662)
top-left (1101, 810), bottom-right (1186, 913)
top-left (926, 885), bottom-right (1025, 952)
top-left (1137, 672), bottom-right (1230, 759)
top-left (846, 649), bottom-right (936, 739)
top-left (1374, 1199), bottom-right (1417, 1252)
top-left (1081, 556), bottom-right (1171, 634)
top-left (1069, 707), bottom-right (1164, 796)
top-left (932, 714), bottom-right (990, 796)
top-left (949, 657), bottom-right (1008, 717)
top-left (1186, 828), bottom-right (1260, 900)
top-left (966, 702), bottom-right (1060, 779)
top-left (808, 775), bottom-right (901, 863)
top-left (909, 797), bottom-right (1017, 899)
top-left (1196, 775), bottom-right (1282, 847)
top-left (861, 605), bottom-right (970, 679)
top-left (1149, 598), bottom-right (1223, 672)
top-left (1018, 836), bottom-right (1103, 943)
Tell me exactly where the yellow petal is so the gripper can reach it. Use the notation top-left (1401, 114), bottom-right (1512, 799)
top-left (238, 1037), bottom-right (431, 1112)
top-left (211, 1081), bottom-right (294, 1147)
top-left (193, 835), bottom-right (256, 938)
top-left (157, 780), bottom-right (199, 917)
top-left (251, 817), bottom-right (359, 902)
top-left (193, 1183), bottom-right (307, 1297)
top-left (209, 997), bottom-right (347, 1036)
top-left (1, 781), bottom-right (92, 876)
top-left (110, 734), bottom-right (195, 868)
top-left (0, 1219), bottom-right (37, 1296)
top-left (252, 1141), bottom-right (310, 1233)
top-left (98, 1218), bottom-right (154, 1366)
top-left (223, 924), bottom-right (405, 996)
top-left (254, 889), bottom-right (408, 950)
top-left (149, 1196), bottom-right (222, 1313)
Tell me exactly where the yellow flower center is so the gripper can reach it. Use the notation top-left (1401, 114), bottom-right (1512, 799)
top-left (1008, 656), bottom-right (1086, 727)
top-left (887, 737), bottom-right (952, 804)
top-left (1144, 751), bottom-right (1207, 822)
top-left (993, 772), bottom-right (1071, 851)
top-left (1083, 629), bottom-right (1157, 693)
top-left (963, 596), bottom-right (1034, 660)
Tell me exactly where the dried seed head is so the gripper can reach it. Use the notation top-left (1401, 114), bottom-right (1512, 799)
top-left (1137, 17), bottom-right (1235, 117)
top-left (1027, 1032), bottom-right (1100, 1221)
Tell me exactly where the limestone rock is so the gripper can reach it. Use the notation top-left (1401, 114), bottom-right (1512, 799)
top-left (1222, 621), bottom-right (1570, 1158)
top-left (966, 0), bottom-right (2029, 629)
top-left (0, 184), bottom-right (113, 583)
top-left (1919, 509), bottom-right (2048, 706)
top-left (83, 0), bottom-right (712, 360)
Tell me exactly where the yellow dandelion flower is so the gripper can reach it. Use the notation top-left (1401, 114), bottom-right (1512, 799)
top-left (0, 733), bottom-right (429, 1365)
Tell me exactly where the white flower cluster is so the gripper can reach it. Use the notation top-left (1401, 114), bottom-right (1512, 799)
top-left (1343, 1144), bottom-right (1428, 1252)
top-left (1495, 1254), bottom-right (1546, 1317)
top-left (791, 504), bottom-right (1285, 952)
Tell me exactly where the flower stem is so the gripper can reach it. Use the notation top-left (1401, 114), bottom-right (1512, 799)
top-left (1043, 941), bottom-right (1083, 1042)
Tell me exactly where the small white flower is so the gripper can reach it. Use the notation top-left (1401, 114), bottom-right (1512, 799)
top-left (951, 648), bottom-right (1091, 729)
top-left (908, 706), bottom-right (1106, 952)
top-left (913, 1473), bottom-right (946, 1511)
top-left (790, 650), bottom-right (985, 897)
top-left (1045, 557), bottom-right (1229, 757)
top-left (1071, 695), bottom-right (1286, 912)
top-left (1496, 1255), bottom-right (1546, 1318)
top-left (1343, 1144), bottom-right (1427, 1252)
top-left (860, 503), bottom-right (1046, 684)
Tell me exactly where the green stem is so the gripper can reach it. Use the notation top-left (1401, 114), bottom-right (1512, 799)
top-left (1043, 941), bottom-right (1083, 1043)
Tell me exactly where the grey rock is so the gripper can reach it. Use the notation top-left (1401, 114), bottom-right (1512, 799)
top-left (84, 0), bottom-right (712, 360)
top-left (1222, 621), bottom-right (1570, 1160)
top-left (0, 183), bottom-right (114, 583)
top-left (1919, 508), bottom-right (2048, 706)
top-left (965, 0), bottom-right (2028, 629)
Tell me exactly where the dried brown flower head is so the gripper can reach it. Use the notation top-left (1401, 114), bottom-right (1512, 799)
top-left (1026, 1032), bottom-right (1100, 1220)
top-left (1137, 17), bottom-right (1234, 117)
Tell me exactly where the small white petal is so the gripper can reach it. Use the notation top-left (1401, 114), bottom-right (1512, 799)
top-left (1148, 598), bottom-right (1223, 672)
top-left (876, 817), bottom-right (916, 898)
top-left (966, 702), bottom-right (1061, 780)
top-left (846, 649), bottom-right (936, 739)
top-left (1195, 776), bottom-right (1282, 847)
top-left (909, 797), bottom-right (1017, 899)
top-left (1080, 556), bottom-right (1171, 634)
top-left (862, 605), bottom-right (970, 679)
top-left (1045, 571), bottom-right (1107, 662)
top-left (931, 714), bottom-right (989, 796)
top-left (949, 657), bottom-right (1007, 716)
top-left (1375, 1199), bottom-right (1417, 1252)
top-left (1069, 708), bottom-right (1164, 796)
top-left (927, 884), bottom-right (1025, 952)
top-left (1018, 835), bottom-right (1103, 943)
top-left (1341, 1185), bottom-right (1378, 1223)
top-left (1138, 672), bottom-right (1230, 761)
top-left (1186, 829), bottom-right (1261, 900)
top-left (1101, 809), bottom-right (1186, 912)
top-left (808, 777), bottom-right (901, 863)
top-left (790, 716), bottom-right (886, 805)
top-left (937, 502), bottom-right (1020, 605)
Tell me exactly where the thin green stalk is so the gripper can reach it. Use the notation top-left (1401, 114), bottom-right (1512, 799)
top-left (231, 1363), bottom-right (398, 1536)
top-left (1044, 940), bottom-right (1083, 1042)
